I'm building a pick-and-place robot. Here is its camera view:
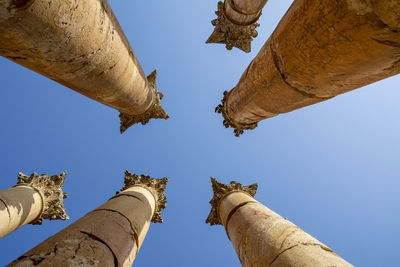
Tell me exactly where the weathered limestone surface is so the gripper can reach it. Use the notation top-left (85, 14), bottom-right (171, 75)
top-left (207, 0), bottom-right (268, 52)
top-left (217, 0), bottom-right (400, 135)
top-left (0, 0), bottom-right (168, 133)
top-left (207, 178), bottom-right (353, 267)
top-left (0, 172), bottom-right (68, 239)
top-left (8, 171), bottom-right (168, 267)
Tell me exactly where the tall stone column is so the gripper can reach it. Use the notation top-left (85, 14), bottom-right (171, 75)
top-left (216, 0), bottom-right (400, 136)
top-left (0, 172), bottom-right (68, 239)
top-left (0, 0), bottom-right (169, 134)
top-left (8, 170), bottom-right (168, 267)
top-left (206, 178), bottom-right (353, 267)
top-left (207, 0), bottom-right (269, 52)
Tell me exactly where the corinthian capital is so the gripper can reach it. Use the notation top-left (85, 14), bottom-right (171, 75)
top-left (119, 70), bottom-right (170, 134)
top-left (206, 177), bottom-right (257, 226)
top-left (206, 1), bottom-right (260, 53)
top-left (121, 170), bottom-right (168, 223)
top-left (16, 172), bottom-right (69, 225)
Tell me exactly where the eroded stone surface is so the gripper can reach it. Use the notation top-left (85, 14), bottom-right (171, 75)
top-left (206, 178), bottom-right (353, 266)
top-left (219, 0), bottom-right (400, 135)
top-left (0, 0), bottom-right (168, 133)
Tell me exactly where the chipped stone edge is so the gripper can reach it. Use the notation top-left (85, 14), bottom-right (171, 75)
top-left (215, 90), bottom-right (258, 137)
top-left (206, 177), bottom-right (258, 226)
top-left (121, 170), bottom-right (168, 223)
top-left (119, 70), bottom-right (170, 134)
top-left (16, 172), bottom-right (69, 225)
top-left (206, 1), bottom-right (260, 53)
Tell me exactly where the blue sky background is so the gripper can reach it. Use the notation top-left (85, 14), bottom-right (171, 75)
top-left (0, 0), bottom-right (399, 266)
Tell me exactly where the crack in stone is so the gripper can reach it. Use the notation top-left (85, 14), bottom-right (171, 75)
top-left (268, 242), bottom-right (334, 266)
top-left (270, 43), bottom-right (330, 100)
top-left (80, 231), bottom-right (118, 267)
top-left (91, 209), bottom-right (140, 249)
top-left (225, 201), bottom-right (257, 240)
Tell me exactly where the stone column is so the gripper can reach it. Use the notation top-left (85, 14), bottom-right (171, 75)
top-left (0, 172), bottom-right (68, 239)
top-left (0, 0), bottom-right (169, 134)
top-left (216, 0), bottom-right (400, 136)
top-left (207, 0), bottom-right (269, 52)
top-left (206, 178), bottom-right (353, 267)
top-left (8, 170), bottom-right (168, 267)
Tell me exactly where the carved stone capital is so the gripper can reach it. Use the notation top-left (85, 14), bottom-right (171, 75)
top-left (16, 172), bottom-right (69, 225)
top-left (206, 1), bottom-right (260, 53)
top-left (121, 170), bottom-right (168, 223)
top-left (206, 177), bottom-right (258, 226)
top-left (119, 70), bottom-right (170, 134)
top-left (215, 90), bottom-right (258, 137)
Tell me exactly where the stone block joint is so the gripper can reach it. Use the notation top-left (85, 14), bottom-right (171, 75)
top-left (121, 170), bottom-right (168, 223)
top-left (206, 177), bottom-right (257, 226)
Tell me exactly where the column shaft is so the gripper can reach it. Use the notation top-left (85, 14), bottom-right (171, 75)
top-left (218, 0), bottom-right (400, 135)
top-left (0, 186), bottom-right (43, 238)
top-left (0, 172), bottom-right (68, 239)
top-left (8, 187), bottom-right (153, 266)
top-left (224, 0), bottom-right (267, 25)
top-left (0, 0), bottom-right (168, 133)
top-left (207, 178), bottom-right (352, 266)
top-left (220, 192), bottom-right (352, 267)
top-left (9, 171), bottom-right (168, 267)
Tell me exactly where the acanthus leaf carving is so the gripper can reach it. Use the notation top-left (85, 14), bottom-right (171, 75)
top-left (16, 172), bottom-right (69, 225)
top-left (120, 70), bottom-right (169, 134)
top-left (215, 90), bottom-right (258, 137)
top-left (206, 1), bottom-right (260, 53)
top-left (206, 177), bottom-right (258, 226)
top-left (121, 170), bottom-right (168, 224)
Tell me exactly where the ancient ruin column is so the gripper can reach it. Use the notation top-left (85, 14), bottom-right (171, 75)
top-left (8, 170), bottom-right (168, 266)
top-left (0, 0), bottom-right (169, 134)
top-left (207, 0), bottom-right (269, 52)
top-left (206, 178), bottom-right (353, 266)
top-left (0, 172), bottom-right (68, 239)
top-left (216, 0), bottom-right (400, 136)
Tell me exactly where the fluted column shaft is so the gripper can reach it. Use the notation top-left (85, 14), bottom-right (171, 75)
top-left (8, 171), bottom-right (168, 267)
top-left (0, 0), bottom-right (168, 133)
top-left (207, 178), bottom-right (352, 267)
top-left (217, 0), bottom-right (400, 135)
top-left (0, 173), bottom-right (68, 239)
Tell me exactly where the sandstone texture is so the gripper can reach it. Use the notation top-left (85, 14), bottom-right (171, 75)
top-left (221, 0), bottom-right (400, 132)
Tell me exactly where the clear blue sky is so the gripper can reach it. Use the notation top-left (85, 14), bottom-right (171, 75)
top-left (1, 1), bottom-right (399, 266)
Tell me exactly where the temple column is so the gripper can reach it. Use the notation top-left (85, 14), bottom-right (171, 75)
top-left (0, 172), bottom-right (68, 239)
top-left (206, 178), bottom-right (353, 267)
top-left (8, 170), bottom-right (168, 267)
top-left (207, 0), bottom-right (269, 52)
top-left (216, 0), bottom-right (400, 136)
top-left (0, 0), bottom-right (169, 134)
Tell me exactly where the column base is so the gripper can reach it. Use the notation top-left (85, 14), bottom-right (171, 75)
top-left (119, 71), bottom-right (169, 134)
top-left (206, 1), bottom-right (260, 53)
